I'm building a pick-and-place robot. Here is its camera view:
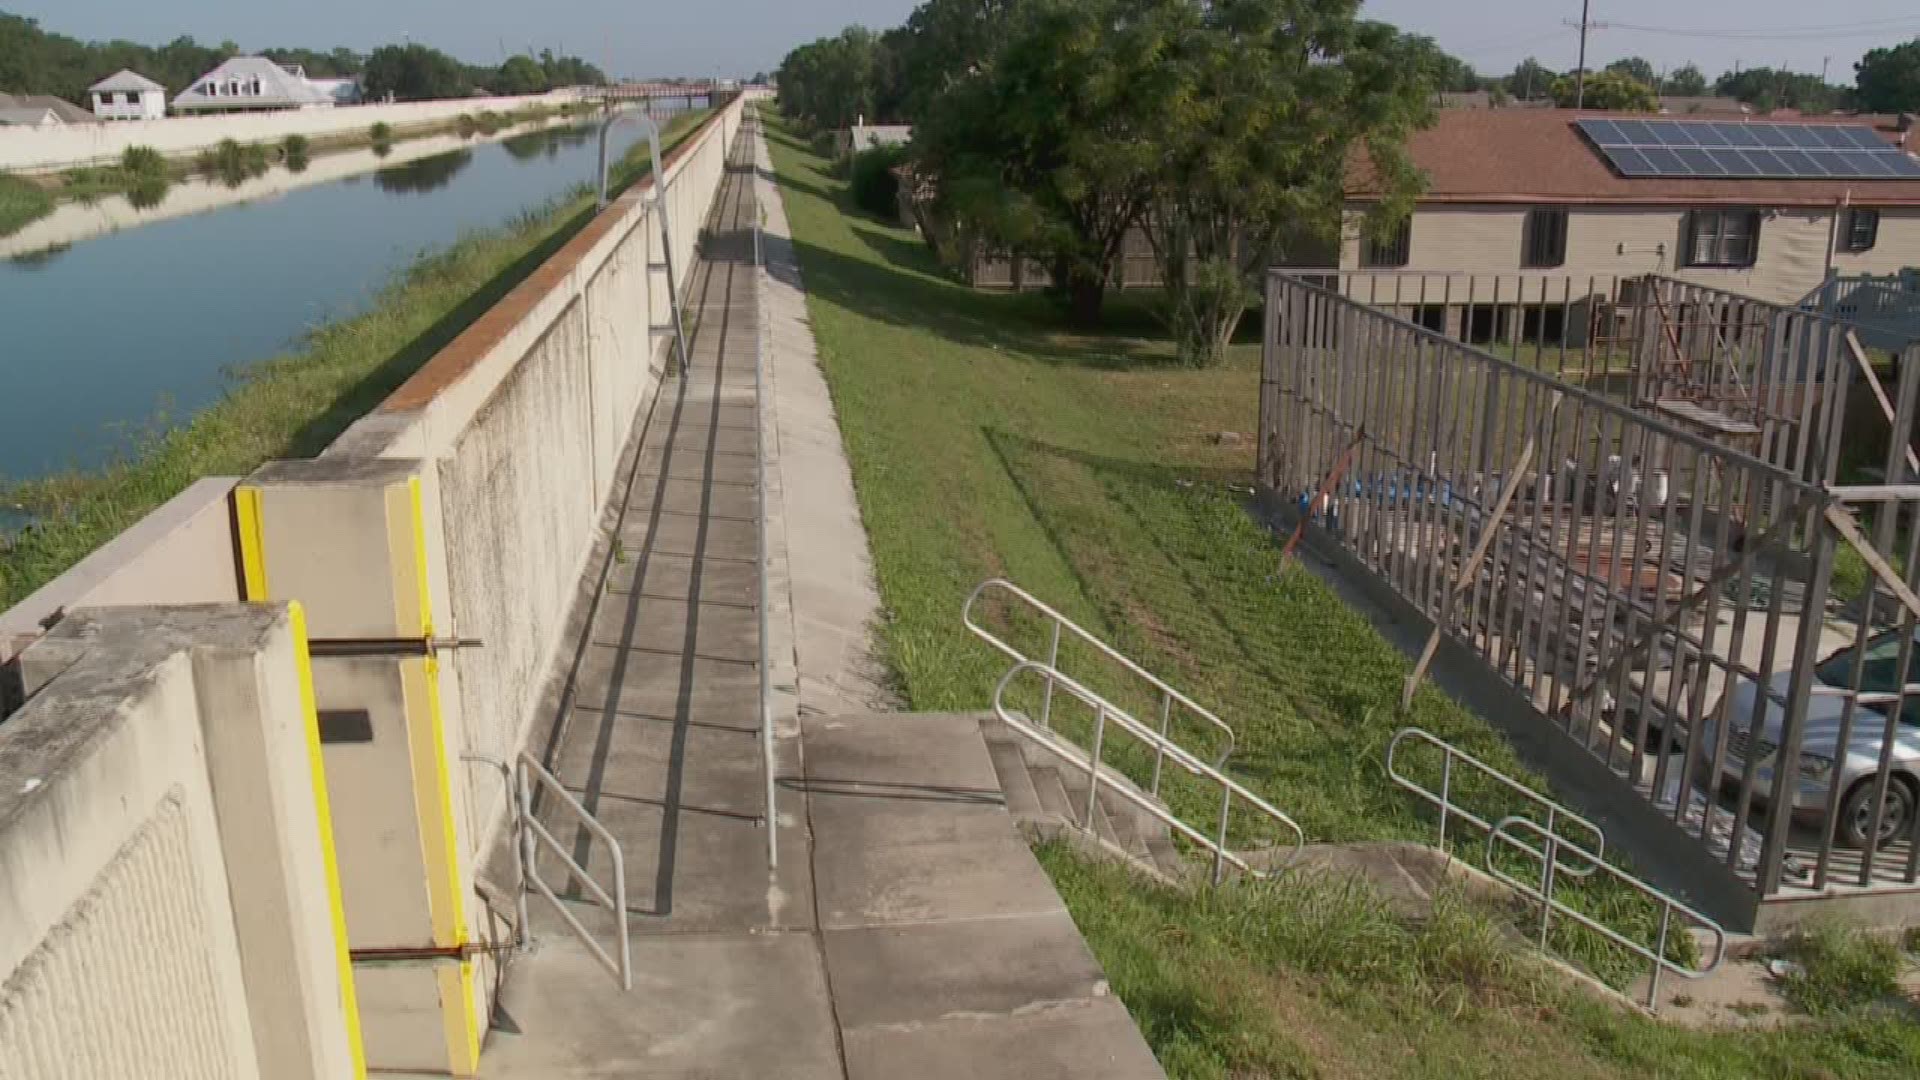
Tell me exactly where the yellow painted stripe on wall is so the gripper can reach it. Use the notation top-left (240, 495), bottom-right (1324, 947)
top-left (233, 485), bottom-right (270, 601)
top-left (290, 601), bottom-right (368, 1079)
top-left (389, 478), bottom-right (480, 1073)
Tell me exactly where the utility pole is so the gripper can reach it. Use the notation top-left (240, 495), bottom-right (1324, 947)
top-left (1574, 0), bottom-right (1593, 109)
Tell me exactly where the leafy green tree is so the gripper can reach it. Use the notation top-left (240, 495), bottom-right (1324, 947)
top-left (1147, 0), bottom-right (1430, 367)
top-left (496, 55), bottom-right (548, 95)
top-left (915, 0), bottom-right (1177, 325)
top-left (363, 43), bottom-right (473, 101)
top-left (893, 0), bottom-right (1031, 119)
top-left (1855, 39), bottom-right (1920, 113)
top-left (1664, 63), bottom-right (1708, 97)
top-left (776, 27), bottom-right (882, 130)
top-left (1505, 57), bottom-right (1554, 100)
top-left (1551, 70), bottom-right (1657, 111)
top-left (1716, 67), bottom-right (1840, 113)
top-left (1399, 34), bottom-right (1479, 92)
top-left (1605, 56), bottom-right (1656, 86)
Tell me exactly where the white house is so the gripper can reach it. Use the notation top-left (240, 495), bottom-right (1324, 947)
top-left (88, 70), bottom-right (167, 120)
top-left (171, 57), bottom-right (334, 114)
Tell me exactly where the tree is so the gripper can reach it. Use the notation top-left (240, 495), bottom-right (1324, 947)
top-left (1399, 34), bottom-right (1479, 92)
top-left (1665, 63), bottom-right (1708, 97)
top-left (915, 0), bottom-right (1177, 326)
top-left (1147, 0), bottom-right (1430, 367)
top-left (1716, 67), bottom-right (1841, 113)
top-left (1506, 57), bottom-right (1554, 100)
top-left (1604, 56), bottom-right (1656, 87)
top-left (496, 55), bottom-right (548, 95)
top-left (1550, 70), bottom-right (1657, 112)
top-left (775, 27), bottom-right (881, 130)
top-left (1855, 39), bottom-right (1920, 113)
top-left (894, 0), bottom-right (1032, 120)
top-left (363, 43), bottom-right (473, 101)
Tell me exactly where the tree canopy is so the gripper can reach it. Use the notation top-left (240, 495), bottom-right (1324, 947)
top-left (1714, 67), bottom-right (1840, 113)
top-left (0, 11), bottom-right (602, 105)
top-left (1505, 57), bottom-right (1555, 100)
top-left (1664, 63), bottom-right (1708, 97)
top-left (1550, 69), bottom-right (1657, 112)
top-left (1604, 57), bottom-right (1656, 86)
top-left (1855, 39), bottom-right (1920, 113)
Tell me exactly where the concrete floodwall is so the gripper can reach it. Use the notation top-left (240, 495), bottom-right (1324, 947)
top-left (0, 477), bottom-right (242, 712)
top-left (333, 95), bottom-right (746, 854)
top-left (0, 89), bottom-right (587, 173)
top-left (0, 605), bottom-right (359, 1079)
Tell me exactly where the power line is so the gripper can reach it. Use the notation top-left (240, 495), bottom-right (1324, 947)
top-left (1599, 17), bottom-right (1920, 41)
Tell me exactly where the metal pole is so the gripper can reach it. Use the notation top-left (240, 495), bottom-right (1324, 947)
top-left (1574, 0), bottom-right (1592, 110)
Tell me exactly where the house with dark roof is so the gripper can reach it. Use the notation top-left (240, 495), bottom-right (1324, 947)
top-left (172, 57), bottom-right (335, 113)
top-left (88, 70), bottom-right (166, 120)
top-left (1343, 109), bottom-right (1920, 313)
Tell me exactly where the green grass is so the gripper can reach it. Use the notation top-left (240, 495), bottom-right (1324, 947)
top-left (765, 110), bottom-right (1920, 1077)
top-left (0, 173), bottom-right (54, 237)
top-left (0, 107), bottom-right (713, 609)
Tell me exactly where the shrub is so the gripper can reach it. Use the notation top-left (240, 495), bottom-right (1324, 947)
top-left (456, 113), bottom-right (479, 138)
top-left (1779, 919), bottom-right (1906, 1016)
top-left (119, 145), bottom-right (166, 179)
top-left (369, 121), bottom-right (394, 143)
top-left (848, 144), bottom-right (909, 221)
top-left (282, 134), bottom-right (310, 157)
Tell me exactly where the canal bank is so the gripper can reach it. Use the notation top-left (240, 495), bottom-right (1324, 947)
top-left (0, 104), bottom-right (717, 610)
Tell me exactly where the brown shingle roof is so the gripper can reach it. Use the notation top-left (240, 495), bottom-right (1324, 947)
top-left (1350, 109), bottom-right (1920, 207)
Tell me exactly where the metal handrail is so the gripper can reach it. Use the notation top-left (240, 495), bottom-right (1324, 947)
top-left (749, 107), bottom-right (777, 872)
top-left (964, 578), bottom-right (1235, 792)
top-left (1386, 727), bottom-right (1605, 877)
top-left (1486, 816), bottom-right (1726, 1010)
top-left (992, 660), bottom-right (1303, 883)
top-left (516, 752), bottom-right (631, 990)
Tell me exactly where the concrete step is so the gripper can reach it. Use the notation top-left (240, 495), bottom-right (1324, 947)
top-left (1030, 765), bottom-right (1078, 826)
top-left (982, 730), bottom-right (1045, 821)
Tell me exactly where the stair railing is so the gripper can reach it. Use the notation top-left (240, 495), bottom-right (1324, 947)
top-left (993, 659), bottom-right (1303, 883)
top-left (965, 578), bottom-right (1234, 794)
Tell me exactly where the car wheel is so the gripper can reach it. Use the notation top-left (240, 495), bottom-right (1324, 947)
top-left (1837, 776), bottom-right (1918, 850)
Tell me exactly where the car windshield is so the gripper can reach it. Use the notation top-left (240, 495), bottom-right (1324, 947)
top-left (1816, 628), bottom-right (1920, 722)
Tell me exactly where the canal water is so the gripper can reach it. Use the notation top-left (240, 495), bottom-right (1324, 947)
top-left (0, 112), bottom-right (679, 486)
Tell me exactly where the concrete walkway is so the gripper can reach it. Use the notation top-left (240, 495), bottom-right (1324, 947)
top-left (479, 120), bottom-right (1162, 1080)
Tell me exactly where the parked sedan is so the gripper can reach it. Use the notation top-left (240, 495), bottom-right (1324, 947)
top-left (1707, 626), bottom-right (1920, 849)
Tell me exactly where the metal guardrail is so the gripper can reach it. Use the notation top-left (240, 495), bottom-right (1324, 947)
top-left (1486, 816), bottom-right (1726, 1010)
top-left (992, 659), bottom-right (1303, 883)
top-left (750, 106), bottom-right (777, 872)
top-left (964, 578), bottom-right (1235, 793)
top-left (516, 752), bottom-right (631, 990)
top-left (1386, 727), bottom-right (1605, 877)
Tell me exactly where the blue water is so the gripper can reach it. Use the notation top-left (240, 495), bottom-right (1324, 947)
top-left (0, 116), bottom-right (675, 483)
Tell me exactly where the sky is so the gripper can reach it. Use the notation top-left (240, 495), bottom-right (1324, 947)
top-left (12, 0), bottom-right (1920, 85)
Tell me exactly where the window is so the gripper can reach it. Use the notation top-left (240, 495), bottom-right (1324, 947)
top-left (1362, 218), bottom-right (1411, 268)
top-left (1844, 208), bottom-right (1880, 253)
top-left (1684, 209), bottom-right (1761, 268)
top-left (1522, 207), bottom-right (1568, 268)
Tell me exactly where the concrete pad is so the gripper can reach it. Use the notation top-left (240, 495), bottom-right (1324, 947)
top-left (573, 643), bottom-right (760, 718)
top-left (619, 511), bottom-right (759, 562)
top-left (588, 594), bottom-right (759, 664)
top-left (484, 933), bottom-right (842, 1080)
top-left (643, 422), bottom-right (758, 457)
top-left (621, 475), bottom-right (758, 521)
top-left (804, 712), bottom-right (1002, 793)
top-left (823, 910), bottom-right (1109, 1031)
top-left (840, 996), bottom-right (1163, 1080)
top-left (548, 710), bottom-right (766, 809)
top-left (608, 550), bottom-right (759, 604)
top-left (813, 829), bottom-right (1068, 930)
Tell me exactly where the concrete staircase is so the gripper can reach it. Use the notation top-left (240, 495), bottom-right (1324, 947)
top-left (979, 715), bottom-right (1191, 884)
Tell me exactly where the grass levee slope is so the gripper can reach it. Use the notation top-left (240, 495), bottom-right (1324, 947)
top-left (763, 110), bottom-right (1920, 1078)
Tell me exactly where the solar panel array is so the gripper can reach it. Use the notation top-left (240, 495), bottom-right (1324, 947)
top-left (1575, 118), bottom-right (1920, 180)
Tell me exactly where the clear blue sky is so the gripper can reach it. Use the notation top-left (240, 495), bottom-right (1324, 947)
top-left (12, 0), bottom-right (1920, 83)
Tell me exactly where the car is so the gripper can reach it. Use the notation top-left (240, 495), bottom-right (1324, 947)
top-left (1706, 625), bottom-right (1920, 849)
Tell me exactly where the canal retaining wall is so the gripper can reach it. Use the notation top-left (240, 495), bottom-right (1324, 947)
top-left (0, 94), bottom-right (749, 1077)
top-left (0, 89), bottom-right (589, 174)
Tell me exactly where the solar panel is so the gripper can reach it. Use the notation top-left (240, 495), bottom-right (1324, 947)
top-left (1575, 118), bottom-right (1920, 180)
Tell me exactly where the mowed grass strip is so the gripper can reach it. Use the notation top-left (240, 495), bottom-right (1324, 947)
top-left (0, 108), bottom-right (712, 609)
top-left (764, 113), bottom-right (1920, 1077)
top-left (0, 172), bottom-right (54, 237)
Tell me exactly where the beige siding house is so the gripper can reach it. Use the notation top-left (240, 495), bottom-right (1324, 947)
top-left (1341, 110), bottom-right (1920, 319)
